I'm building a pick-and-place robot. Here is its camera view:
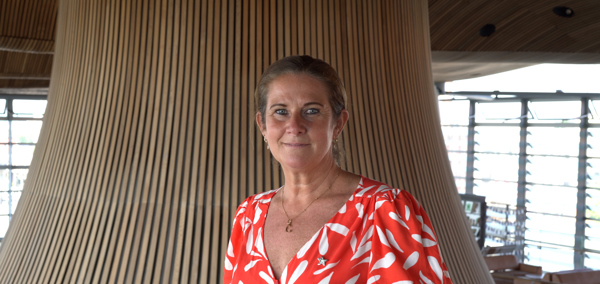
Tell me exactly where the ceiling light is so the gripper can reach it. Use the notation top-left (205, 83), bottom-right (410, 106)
top-left (553, 6), bottom-right (574, 17)
top-left (479, 24), bottom-right (496, 37)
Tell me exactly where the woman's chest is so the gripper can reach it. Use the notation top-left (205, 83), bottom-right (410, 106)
top-left (262, 201), bottom-right (340, 278)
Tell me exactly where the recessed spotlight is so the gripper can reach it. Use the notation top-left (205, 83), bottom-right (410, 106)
top-left (479, 24), bottom-right (496, 37)
top-left (553, 6), bottom-right (574, 17)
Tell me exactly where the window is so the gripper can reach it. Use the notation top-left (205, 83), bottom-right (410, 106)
top-left (440, 97), bottom-right (599, 270)
top-left (439, 98), bottom-right (469, 193)
top-left (439, 63), bottom-right (600, 270)
top-left (0, 97), bottom-right (47, 243)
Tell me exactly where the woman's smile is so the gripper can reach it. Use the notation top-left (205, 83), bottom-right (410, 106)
top-left (282, 142), bottom-right (309, 147)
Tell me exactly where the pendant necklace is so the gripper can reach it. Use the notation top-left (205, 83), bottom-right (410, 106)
top-left (281, 171), bottom-right (340, 233)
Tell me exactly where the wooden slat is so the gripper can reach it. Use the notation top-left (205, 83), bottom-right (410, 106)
top-left (291, 0), bottom-right (298, 55)
top-left (219, 0), bottom-right (236, 281)
top-left (177, 0), bottom-right (199, 281)
top-left (189, 0), bottom-right (208, 281)
top-left (0, 1), bottom-right (498, 283)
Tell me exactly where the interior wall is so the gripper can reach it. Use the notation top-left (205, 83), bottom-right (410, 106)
top-left (0, 0), bottom-right (493, 283)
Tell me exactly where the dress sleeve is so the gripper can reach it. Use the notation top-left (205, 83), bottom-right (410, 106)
top-left (223, 197), bottom-right (252, 284)
top-left (368, 189), bottom-right (452, 283)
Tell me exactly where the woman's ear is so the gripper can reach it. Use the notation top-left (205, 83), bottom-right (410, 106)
top-left (335, 109), bottom-right (349, 136)
top-left (256, 112), bottom-right (266, 135)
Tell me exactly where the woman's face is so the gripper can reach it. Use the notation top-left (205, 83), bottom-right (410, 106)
top-left (257, 73), bottom-right (347, 171)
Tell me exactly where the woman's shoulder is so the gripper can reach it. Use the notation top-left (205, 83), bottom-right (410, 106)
top-left (231, 188), bottom-right (279, 224)
top-left (241, 188), bottom-right (278, 205)
top-left (235, 188), bottom-right (279, 212)
top-left (354, 176), bottom-right (421, 207)
top-left (354, 176), bottom-right (400, 198)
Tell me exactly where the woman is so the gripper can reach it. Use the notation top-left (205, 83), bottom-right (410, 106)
top-left (224, 55), bottom-right (452, 284)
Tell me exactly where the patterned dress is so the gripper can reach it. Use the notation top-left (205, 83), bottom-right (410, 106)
top-left (224, 176), bottom-right (452, 284)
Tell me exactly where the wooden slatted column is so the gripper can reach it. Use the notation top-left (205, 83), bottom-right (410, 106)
top-left (0, 0), bottom-right (493, 283)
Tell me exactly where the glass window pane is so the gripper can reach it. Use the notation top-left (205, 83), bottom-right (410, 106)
top-left (0, 145), bottom-right (8, 166)
top-left (454, 178), bottom-right (466, 194)
top-left (588, 188), bottom-right (600, 219)
top-left (474, 153), bottom-right (519, 182)
top-left (0, 121), bottom-right (8, 143)
top-left (448, 152), bottom-right (467, 178)
top-left (528, 156), bottom-right (578, 187)
top-left (476, 102), bottom-right (522, 122)
top-left (586, 252), bottom-right (600, 270)
top-left (586, 220), bottom-right (600, 251)
top-left (0, 192), bottom-right (9, 215)
top-left (527, 213), bottom-right (575, 248)
top-left (11, 169), bottom-right (28, 192)
top-left (438, 100), bottom-right (470, 126)
top-left (525, 245), bottom-right (574, 272)
top-left (0, 170), bottom-right (7, 192)
top-left (486, 204), bottom-right (518, 247)
top-left (587, 128), bottom-right (600, 158)
top-left (10, 191), bottom-right (21, 214)
top-left (12, 100), bottom-right (47, 118)
top-left (11, 145), bottom-right (35, 166)
top-left (587, 159), bottom-right (600, 189)
top-left (529, 101), bottom-right (581, 123)
top-left (475, 126), bottom-right (520, 154)
top-left (442, 126), bottom-right (468, 151)
top-left (0, 215), bottom-right (9, 239)
top-left (590, 100), bottom-right (600, 124)
top-left (527, 185), bottom-right (577, 217)
top-left (473, 180), bottom-right (518, 205)
top-left (0, 99), bottom-right (6, 117)
top-left (11, 121), bottom-right (43, 143)
top-left (527, 127), bottom-right (580, 156)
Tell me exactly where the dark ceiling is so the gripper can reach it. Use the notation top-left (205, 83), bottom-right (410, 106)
top-left (1, 0), bottom-right (599, 93)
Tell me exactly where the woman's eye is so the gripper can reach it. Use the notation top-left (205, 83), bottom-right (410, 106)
top-left (305, 108), bottom-right (319, 115)
top-left (274, 109), bottom-right (287, 115)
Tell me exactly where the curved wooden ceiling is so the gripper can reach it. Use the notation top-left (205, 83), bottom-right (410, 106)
top-left (1, 0), bottom-right (600, 88)
top-left (0, 0), bottom-right (56, 92)
top-left (429, 0), bottom-right (600, 81)
top-left (0, 0), bottom-right (57, 52)
top-left (430, 0), bottom-right (600, 53)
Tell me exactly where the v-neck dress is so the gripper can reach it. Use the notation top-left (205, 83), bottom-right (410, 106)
top-left (223, 176), bottom-right (452, 284)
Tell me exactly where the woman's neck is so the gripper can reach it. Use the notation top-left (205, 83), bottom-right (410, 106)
top-left (280, 159), bottom-right (340, 200)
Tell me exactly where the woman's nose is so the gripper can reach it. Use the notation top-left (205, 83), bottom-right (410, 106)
top-left (286, 113), bottom-right (306, 134)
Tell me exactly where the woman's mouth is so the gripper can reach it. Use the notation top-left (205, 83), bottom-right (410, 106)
top-left (283, 143), bottom-right (309, 147)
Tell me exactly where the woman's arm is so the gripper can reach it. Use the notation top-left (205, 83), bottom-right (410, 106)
top-left (223, 198), bottom-right (251, 283)
top-left (368, 190), bottom-right (452, 283)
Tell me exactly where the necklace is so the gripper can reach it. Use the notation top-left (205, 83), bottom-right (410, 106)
top-left (281, 171), bottom-right (340, 233)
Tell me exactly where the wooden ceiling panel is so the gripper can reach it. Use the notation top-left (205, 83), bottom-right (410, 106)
top-left (429, 0), bottom-right (600, 54)
top-left (0, 50), bottom-right (52, 89)
top-left (0, 51), bottom-right (53, 76)
top-left (0, 0), bottom-right (56, 90)
top-left (0, 80), bottom-right (49, 88)
top-left (1, 0), bottom-right (600, 87)
top-left (428, 0), bottom-right (600, 81)
top-left (0, 0), bottom-right (57, 41)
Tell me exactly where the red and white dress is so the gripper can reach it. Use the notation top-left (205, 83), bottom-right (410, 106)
top-left (224, 176), bottom-right (452, 284)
